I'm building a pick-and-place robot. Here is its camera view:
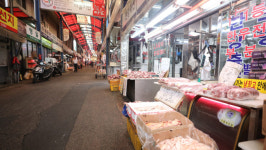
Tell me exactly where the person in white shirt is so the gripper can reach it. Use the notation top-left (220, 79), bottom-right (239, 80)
top-left (73, 57), bottom-right (78, 72)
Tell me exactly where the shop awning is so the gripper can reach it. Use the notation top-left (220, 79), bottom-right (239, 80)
top-left (0, 26), bottom-right (26, 43)
top-left (5, 7), bottom-right (30, 18)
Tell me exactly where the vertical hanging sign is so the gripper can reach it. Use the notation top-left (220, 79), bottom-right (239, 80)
top-left (93, 3), bottom-right (106, 18)
top-left (63, 28), bottom-right (69, 41)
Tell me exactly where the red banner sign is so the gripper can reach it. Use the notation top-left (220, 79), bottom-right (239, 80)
top-left (93, 4), bottom-right (105, 18)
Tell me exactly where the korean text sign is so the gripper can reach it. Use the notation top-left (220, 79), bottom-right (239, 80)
top-left (234, 78), bottom-right (266, 94)
top-left (223, 2), bottom-right (266, 77)
top-left (0, 7), bottom-right (18, 33)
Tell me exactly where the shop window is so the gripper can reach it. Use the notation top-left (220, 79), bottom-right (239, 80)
top-left (27, 41), bottom-right (32, 58)
top-left (218, 1), bottom-right (264, 79)
top-left (22, 43), bottom-right (27, 59)
top-left (173, 28), bottom-right (184, 77)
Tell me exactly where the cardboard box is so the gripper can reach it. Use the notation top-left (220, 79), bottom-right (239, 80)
top-left (136, 111), bottom-right (193, 135)
top-left (126, 102), bottom-right (174, 125)
top-left (146, 127), bottom-right (218, 150)
top-left (263, 100), bottom-right (266, 135)
top-left (136, 111), bottom-right (194, 145)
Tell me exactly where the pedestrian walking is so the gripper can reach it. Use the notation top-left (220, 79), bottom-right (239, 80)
top-left (73, 57), bottom-right (78, 72)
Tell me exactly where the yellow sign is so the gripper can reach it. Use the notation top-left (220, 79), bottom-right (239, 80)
top-left (0, 8), bottom-right (18, 33)
top-left (234, 78), bottom-right (266, 94)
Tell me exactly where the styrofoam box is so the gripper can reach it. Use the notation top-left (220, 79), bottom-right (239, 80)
top-left (126, 102), bottom-right (174, 125)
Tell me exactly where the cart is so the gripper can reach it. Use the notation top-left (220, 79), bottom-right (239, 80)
top-left (95, 63), bottom-right (106, 79)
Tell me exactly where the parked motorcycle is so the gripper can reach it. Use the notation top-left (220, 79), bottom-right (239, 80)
top-left (52, 62), bottom-right (62, 76)
top-left (32, 62), bottom-right (54, 83)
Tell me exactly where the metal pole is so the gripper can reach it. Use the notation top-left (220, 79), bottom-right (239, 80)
top-left (106, 37), bottom-right (110, 76)
top-left (35, 0), bottom-right (42, 62)
top-left (60, 15), bottom-right (65, 72)
top-left (9, 0), bottom-right (14, 84)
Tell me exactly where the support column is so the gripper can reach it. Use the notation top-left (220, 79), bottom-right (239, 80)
top-left (35, 0), bottom-right (42, 62)
top-left (60, 15), bottom-right (64, 72)
top-left (106, 37), bottom-right (110, 76)
top-left (9, 0), bottom-right (14, 84)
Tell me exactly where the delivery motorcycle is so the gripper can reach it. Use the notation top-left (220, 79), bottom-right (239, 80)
top-left (52, 62), bottom-right (62, 76)
top-left (32, 62), bottom-right (54, 83)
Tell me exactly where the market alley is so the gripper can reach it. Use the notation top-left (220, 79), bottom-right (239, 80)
top-left (0, 66), bottom-right (134, 150)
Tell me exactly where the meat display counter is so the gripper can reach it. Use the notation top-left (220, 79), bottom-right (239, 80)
top-left (187, 95), bottom-right (264, 150)
top-left (126, 78), bottom-right (161, 102)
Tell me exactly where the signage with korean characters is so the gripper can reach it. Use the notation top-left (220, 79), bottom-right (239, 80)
top-left (76, 15), bottom-right (88, 24)
top-left (219, 1), bottom-right (266, 78)
top-left (152, 37), bottom-right (166, 60)
top-left (52, 43), bottom-right (63, 52)
top-left (93, 3), bottom-right (105, 18)
top-left (40, 0), bottom-right (106, 18)
top-left (41, 37), bottom-right (52, 49)
top-left (17, 20), bottom-right (26, 37)
top-left (26, 24), bottom-right (41, 43)
top-left (234, 78), bottom-right (266, 94)
top-left (0, 7), bottom-right (18, 33)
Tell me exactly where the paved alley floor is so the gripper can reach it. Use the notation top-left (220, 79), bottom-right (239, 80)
top-left (0, 66), bottom-right (134, 150)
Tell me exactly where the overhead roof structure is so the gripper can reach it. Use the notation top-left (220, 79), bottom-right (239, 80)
top-left (57, 11), bottom-right (104, 56)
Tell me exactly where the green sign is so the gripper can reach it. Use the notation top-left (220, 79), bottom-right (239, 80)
top-left (26, 25), bottom-right (41, 43)
top-left (42, 37), bottom-right (52, 49)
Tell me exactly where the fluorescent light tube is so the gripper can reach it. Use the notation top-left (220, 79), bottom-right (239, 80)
top-left (145, 27), bottom-right (163, 39)
top-left (201, 0), bottom-right (229, 11)
top-left (131, 26), bottom-right (145, 38)
top-left (146, 5), bottom-right (179, 28)
top-left (163, 9), bottom-right (200, 29)
top-left (175, 0), bottom-right (189, 6)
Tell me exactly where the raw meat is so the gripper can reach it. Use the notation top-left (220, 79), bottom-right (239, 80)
top-left (157, 136), bottom-right (212, 150)
top-left (146, 119), bottom-right (182, 130)
top-left (227, 88), bottom-right (260, 100)
top-left (211, 86), bottom-right (239, 98)
top-left (107, 74), bottom-right (120, 80)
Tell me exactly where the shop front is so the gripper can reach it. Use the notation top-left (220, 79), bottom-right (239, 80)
top-left (51, 43), bottom-right (63, 63)
top-left (119, 0), bottom-right (266, 150)
top-left (0, 7), bottom-right (27, 84)
top-left (41, 37), bottom-right (52, 62)
top-left (24, 24), bottom-right (41, 71)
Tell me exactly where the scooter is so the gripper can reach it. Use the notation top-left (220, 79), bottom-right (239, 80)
top-left (32, 62), bottom-right (54, 83)
top-left (52, 62), bottom-right (62, 76)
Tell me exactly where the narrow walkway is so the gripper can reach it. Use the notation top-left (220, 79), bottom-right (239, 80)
top-left (0, 66), bottom-right (133, 150)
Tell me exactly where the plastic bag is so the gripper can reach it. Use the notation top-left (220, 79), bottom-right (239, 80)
top-left (142, 126), bottom-right (218, 150)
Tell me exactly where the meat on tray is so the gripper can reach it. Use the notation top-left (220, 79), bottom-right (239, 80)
top-left (134, 106), bottom-right (169, 112)
top-left (107, 74), bottom-right (120, 80)
top-left (211, 86), bottom-right (239, 98)
top-left (227, 88), bottom-right (260, 100)
top-left (157, 136), bottom-right (212, 150)
top-left (146, 119), bottom-right (182, 130)
top-left (127, 71), bottom-right (157, 79)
